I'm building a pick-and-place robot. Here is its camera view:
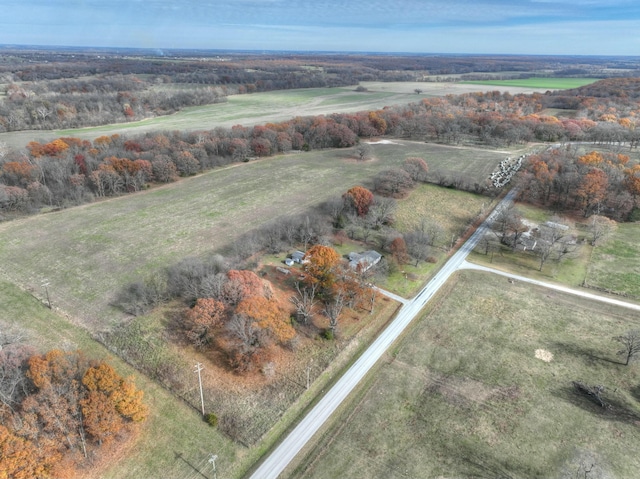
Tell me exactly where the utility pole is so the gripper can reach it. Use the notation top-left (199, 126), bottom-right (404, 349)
top-left (42, 280), bottom-right (51, 309)
top-left (194, 362), bottom-right (205, 416)
top-left (208, 454), bottom-right (218, 479)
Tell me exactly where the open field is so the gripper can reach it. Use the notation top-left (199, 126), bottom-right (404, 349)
top-left (0, 82), bottom-right (557, 149)
top-left (291, 270), bottom-right (640, 479)
top-left (461, 77), bottom-right (599, 89)
top-left (588, 223), bottom-right (640, 299)
top-left (0, 279), bottom-right (241, 479)
top-left (0, 142), bottom-right (508, 330)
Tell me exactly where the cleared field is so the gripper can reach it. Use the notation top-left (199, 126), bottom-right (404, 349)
top-left (0, 142), bottom-right (508, 330)
top-left (0, 82), bottom-right (556, 149)
top-left (291, 270), bottom-right (640, 479)
top-left (588, 223), bottom-right (640, 299)
top-left (360, 80), bottom-right (556, 95)
top-left (0, 279), bottom-right (240, 479)
top-left (461, 77), bottom-right (598, 90)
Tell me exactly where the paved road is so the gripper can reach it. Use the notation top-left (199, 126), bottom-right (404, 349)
top-left (248, 190), bottom-right (519, 479)
top-left (459, 261), bottom-right (640, 312)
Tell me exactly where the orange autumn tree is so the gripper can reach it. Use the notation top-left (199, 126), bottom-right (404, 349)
top-left (577, 168), bottom-right (609, 216)
top-left (0, 425), bottom-right (49, 479)
top-left (82, 362), bottom-right (148, 423)
top-left (184, 298), bottom-right (226, 348)
top-left (236, 296), bottom-right (295, 344)
top-left (343, 186), bottom-right (374, 217)
top-left (223, 269), bottom-right (263, 305)
top-left (303, 245), bottom-right (342, 291)
top-left (1, 349), bottom-right (149, 476)
top-left (623, 164), bottom-right (640, 198)
top-left (577, 151), bottom-right (604, 166)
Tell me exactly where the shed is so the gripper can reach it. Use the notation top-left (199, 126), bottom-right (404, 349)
top-left (291, 250), bottom-right (306, 264)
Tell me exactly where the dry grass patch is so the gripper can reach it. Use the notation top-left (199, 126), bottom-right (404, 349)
top-left (535, 348), bottom-right (554, 362)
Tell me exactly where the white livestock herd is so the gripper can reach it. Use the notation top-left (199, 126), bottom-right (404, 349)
top-left (489, 154), bottom-right (526, 188)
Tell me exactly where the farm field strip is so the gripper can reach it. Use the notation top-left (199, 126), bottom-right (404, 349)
top-left (461, 77), bottom-right (599, 89)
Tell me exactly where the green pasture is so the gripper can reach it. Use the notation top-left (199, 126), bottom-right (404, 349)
top-left (292, 270), bottom-right (640, 479)
top-left (461, 77), bottom-right (598, 90)
top-left (0, 142), bottom-right (507, 330)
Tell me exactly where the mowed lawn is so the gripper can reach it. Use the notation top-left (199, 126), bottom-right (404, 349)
top-left (0, 142), bottom-right (508, 330)
top-left (292, 270), bottom-right (640, 479)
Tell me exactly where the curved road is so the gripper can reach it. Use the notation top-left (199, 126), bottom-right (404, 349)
top-left (248, 189), bottom-right (519, 479)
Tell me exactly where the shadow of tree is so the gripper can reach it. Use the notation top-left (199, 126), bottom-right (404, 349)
top-left (550, 341), bottom-right (624, 367)
top-left (555, 383), bottom-right (640, 425)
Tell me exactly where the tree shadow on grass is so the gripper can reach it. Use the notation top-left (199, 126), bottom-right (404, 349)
top-left (549, 341), bottom-right (625, 367)
top-left (174, 452), bottom-right (210, 479)
top-left (554, 383), bottom-right (640, 426)
top-left (433, 439), bottom-right (543, 479)
top-left (630, 384), bottom-right (640, 404)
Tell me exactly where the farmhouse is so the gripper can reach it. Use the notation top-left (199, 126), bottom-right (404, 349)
top-left (348, 250), bottom-right (382, 272)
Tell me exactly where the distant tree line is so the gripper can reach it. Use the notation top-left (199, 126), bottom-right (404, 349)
top-left (2, 51), bottom-right (640, 132)
top-left (2, 78), bottom-right (640, 219)
top-left (0, 75), bottom-right (226, 131)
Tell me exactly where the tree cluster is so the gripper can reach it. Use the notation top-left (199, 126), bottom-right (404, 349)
top-left (0, 347), bottom-right (147, 479)
top-left (516, 148), bottom-right (639, 220)
top-left (0, 76), bottom-right (226, 132)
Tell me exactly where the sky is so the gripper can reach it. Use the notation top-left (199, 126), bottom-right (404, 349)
top-left (1, 0), bottom-right (640, 56)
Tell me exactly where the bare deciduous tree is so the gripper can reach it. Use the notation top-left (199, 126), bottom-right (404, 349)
top-left (355, 142), bottom-right (373, 161)
top-left (323, 291), bottom-right (346, 335)
top-left (589, 214), bottom-right (617, 247)
top-left (613, 330), bottom-right (640, 365)
top-left (290, 281), bottom-right (318, 324)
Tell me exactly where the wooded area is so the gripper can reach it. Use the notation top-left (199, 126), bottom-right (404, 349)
top-left (0, 346), bottom-right (147, 479)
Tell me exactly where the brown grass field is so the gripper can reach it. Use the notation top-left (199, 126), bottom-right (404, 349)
top-left (290, 270), bottom-right (640, 479)
top-left (0, 141), bottom-right (509, 331)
